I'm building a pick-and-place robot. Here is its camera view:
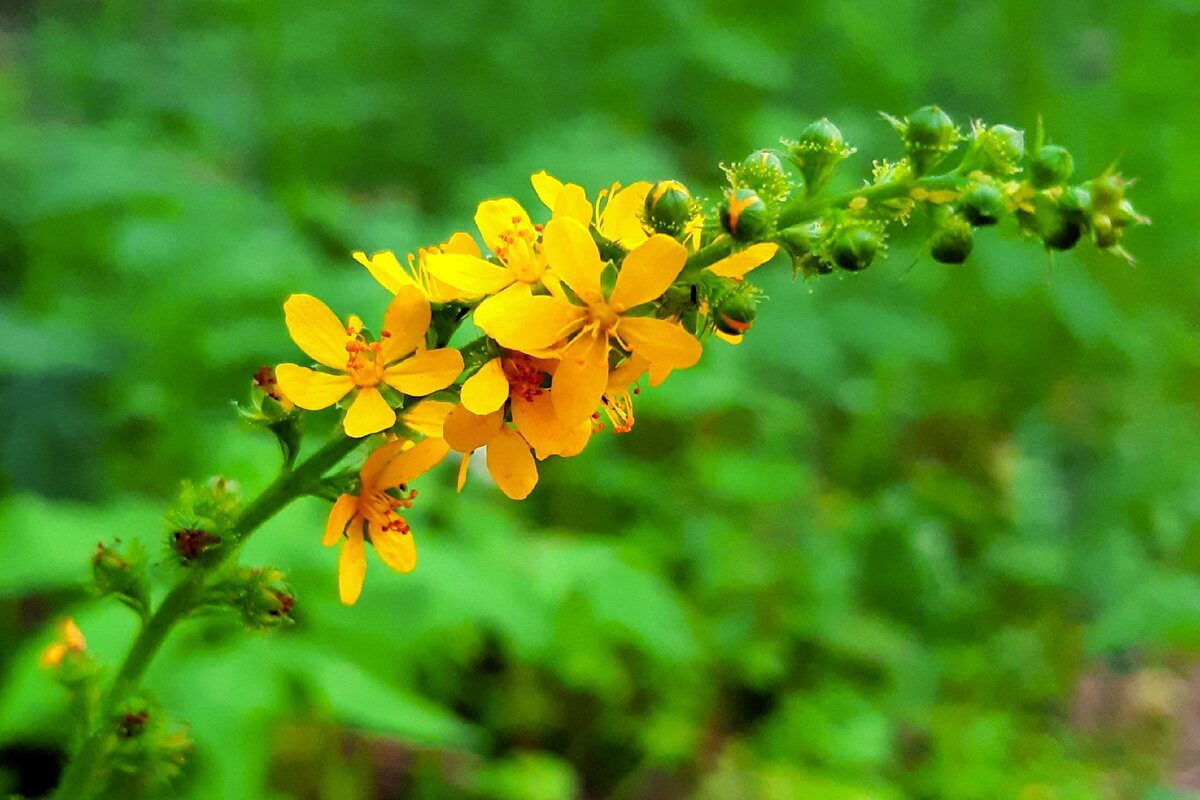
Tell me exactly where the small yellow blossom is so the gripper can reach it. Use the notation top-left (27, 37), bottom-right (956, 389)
top-left (324, 437), bottom-right (450, 604)
top-left (354, 232), bottom-right (481, 302)
top-left (40, 618), bottom-right (86, 668)
top-left (531, 170), bottom-right (653, 248)
top-left (275, 288), bottom-right (464, 438)
top-left (475, 218), bottom-right (702, 424)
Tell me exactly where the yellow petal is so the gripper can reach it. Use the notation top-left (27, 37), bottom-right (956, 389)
top-left (379, 286), bottom-right (432, 365)
top-left (475, 292), bottom-right (586, 352)
top-left (370, 522), bottom-right (417, 574)
top-left (607, 354), bottom-right (649, 390)
top-left (382, 348), bottom-right (464, 396)
top-left (424, 253), bottom-right (515, 297)
top-left (511, 391), bottom-right (568, 460)
top-left (444, 405), bottom-right (504, 453)
top-left (599, 181), bottom-right (651, 247)
top-left (648, 363), bottom-right (671, 387)
top-left (608, 234), bottom-right (688, 313)
top-left (706, 242), bottom-right (779, 279)
top-left (714, 329), bottom-right (744, 346)
top-left (617, 317), bottom-right (702, 371)
top-left (461, 357), bottom-right (510, 415)
top-left (343, 387), bottom-right (396, 438)
top-left (338, 528), bottom-right (366, 605)
top-left (376, 437), bottom-right (451, 488)
top-left (324, 495), bottom-right (359, 546)
top-left (486, 426), bottom-right (538, 500)
top-left (275, 364), bottom-right (354, 410)
top-left (542, 218), bottom-right (604, 303)
top-left (553, 183), bottom-right (593, 226)
top-left (557, 417), bottom-right (592, 458)
top-left (552, 329), bottom-right (609, 424)
top-left (456, 453), bottom-right (471, 492)
top-left (359, 439), bottom-right (409, 488)
top-left (531, 170), bottom-right (565, 211)
top-left (398, 400), bottom-right (456, 438)
top-left (284, 294), bottom-right (351, 370)
top-left (353, 250), bottom-right (417, 295)
top-left (442, 231), bottom-right (482, 258)
top-left (475, 198), bottom-right (532, 256)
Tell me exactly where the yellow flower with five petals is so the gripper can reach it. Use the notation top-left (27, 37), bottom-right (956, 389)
top-left (475, 218), bottom-right (702, 424)
top-left (354, 232), bottom-right (482, 303)
top-left (324, 437), bottom-right (450, 604)
top-left (275, 288), bottom-right (463, 438)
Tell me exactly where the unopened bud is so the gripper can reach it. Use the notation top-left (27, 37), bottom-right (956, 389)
top-left (720, 188), bottom-right (770, 242)
top-left (929, 214), bottom-right (974, 264)
top-left (1030, 145), bottom-right (1074, 188)
top-left (828, 226), bottom-right (882, 272)
top-left (785, 118), bottom-right (854, 195)
top-left (897, 105), bottom-right (960, 176)
top-left (714, 289), bottom-right (759, 336)
top-left (960, 183), bottom-right (1007, 227)
top-left (92, 540), bottom-right (150, 616)
top-left (643, 180), bottom-right (692, 236)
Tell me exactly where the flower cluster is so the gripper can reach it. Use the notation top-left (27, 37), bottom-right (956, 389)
top-left (265, 107), bottom-right (1144, 604)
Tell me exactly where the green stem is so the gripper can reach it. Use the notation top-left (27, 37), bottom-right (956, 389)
top-left (51, 431), bottom-right (360, 800)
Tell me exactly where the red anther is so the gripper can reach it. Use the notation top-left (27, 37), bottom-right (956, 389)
top-left (592, 412), bottom-right (600, 419)
top-left (380, 330), bottom-right (392, 338)
top-left (534, 224), bottom-right (543, 232)
top-left (511, 215), bottom-right (521, 224)
top-left (633, 387), bottom-right (641, 395)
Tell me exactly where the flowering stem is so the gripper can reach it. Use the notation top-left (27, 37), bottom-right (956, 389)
top-left (51, 431), bottom-right (360, 800)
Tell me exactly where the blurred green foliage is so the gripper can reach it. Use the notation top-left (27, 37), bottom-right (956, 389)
top-left (2, 1), bottom-right (1199, 798)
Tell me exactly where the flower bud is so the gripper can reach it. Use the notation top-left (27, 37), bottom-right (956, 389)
top-left (170, 527), bottom-right (222, 565)
top-left (220, 566), bottom-right (296, 630)
top-left (961, 122), bottom-right (1025, 175)
top-left (897, 105), bottom-right (960, 176)
top-left (1088, 172), bottom-right (1126, 215)
top-left (928, 214), bottom-right (974, 264)
top-left (1037, 186), bottom-right (1089, 251)
top-left (1091, 213), bottom-right (1118, 250)
top-left (784, 118), bottom-right (853, 195)
top-left (960, 183), bottom-right (1006, 227)
top-left (730, 149), bottom-right (790, 202)
top-left (1030, 145), bottom-right (1074, 188)
top-left (643, 180), bottom-right (692, 236)
top-left (828, 226), bottom-right (881, 272)
top-left (92, 540), bottom-right (150, 616)
top-left (714, 289), bottom-right (759, 336)
top-left (719, 188), bottom-right (770, 242)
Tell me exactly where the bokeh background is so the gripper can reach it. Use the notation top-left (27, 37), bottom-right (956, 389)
top-left (2, 1), bottom-right (1199, 798)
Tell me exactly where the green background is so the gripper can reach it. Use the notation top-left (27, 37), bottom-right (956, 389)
top-left (2, 1), bottom-right (1199, 797)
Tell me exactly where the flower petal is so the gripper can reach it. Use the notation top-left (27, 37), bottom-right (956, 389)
top-left (599, 182), bottom-right (651, 247)
top-left (553, 183), bottom-right (593, 226)
top-left (275, 364), bottom-right (354, 410)
top-left (375, 437), bottom-right (451, 488)
top-left (474, 292), bottom-right (586, 352)
top-left (486, 426), bottom-right (538, 500)
top-left (324, 495), bottom-right (359, 546)
top-left (542, 218), bottom-right (604, 303)
top-left (706, 242), bottom-right (779, 279)
top-left (461, 357), bottom-right (510, 415)
top-left (383, 348), bottom-right (464, 396)
top-left (552, 329), bottom-right (609, 424)
top-left (424, 253), bottom-right (515, 297)
top-left (353, 251), bottom-right (417, 295)
top-left (456, 453), bottom-right (471, 491)
top-left (398, 400), bottom-right (455, 439)
top-left (370, 522), bottom-right (417, 574)
top-left (379, 286), bottom-right (432, 365)
top-left (360, 439), bottom-right (409, 488)
top-left (531, 171), bottom-right (565, 211)
top-left (475, 198), bottom-right (531, 256)
top-left (442, 231), bottom-right (482, 258)
top-left (343, 387), bottom-right (396, 438)
top-left (609, 234), bottom-right (687, 313)
top-left (617, 316), bottom-right (702, 371)
top-left (510, 392), bottom-right (564, 460)
top-left (284, 294), bottom-right (351, 369)
top-left (444, 405), bottom-right (504, 453)
top-left (338, 528), bottom-right (366, 605)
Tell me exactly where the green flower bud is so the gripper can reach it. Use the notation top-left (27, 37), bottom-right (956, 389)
top-left (719, 188), bottom-right (770, 242)
top-left (643, 180), bottom-right (692, 236)
top-left (961, 121), bottom-right (1025, 175)
top-left (1088, 172), bottom-right (1125, 214)
top-left (960, 183), bottom-right (1007, 227)
top-left (897, 105), bottom-right (960, 176)
top-left (92, 540), bottom-right (150, 617)
top-left (1091, 213), bottom-right (1118, 249)
top-left (714, 289), bottom-right (759, 336)
top-left (730, 149), bottom-right (790, 202)
top-left (1030, 145), bottom-right (1074, 188)
top-left (1038, 186), bottom-right (1089, 251)
top-left (784, 117), bottom-right (854, 195)
top-left (829, 226), bottom-right (881, 272)
top-left (776, 224), bottom-right (816, 260)
top-left (743, 148), bottom-right (784, 172)
top-left (929, 215), bottom-right (974, 264)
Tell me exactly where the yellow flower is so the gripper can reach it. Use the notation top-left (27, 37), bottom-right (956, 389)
top-left (475, 218), bottom-right (702, 424)
top-left (275, 288), bottom-right (464, 438)
top-left (353, 232), bottom-right (481, 303)
top-left (530, 170), bottom-right (653, 248)
top-left (442, 352), bottom-right (591, 499)
top-left (324, 437), bottom-right (450, 605)
top-left (422, 198), bottom-right (552, 303)
top-left (706, 242), bottom-right (779, 279)
top-left (40, 618), bottom-right (86, 668)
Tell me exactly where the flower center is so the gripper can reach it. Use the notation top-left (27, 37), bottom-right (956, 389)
top-left (494, 217), bottom-right (545, 283)
top-left (503, 353), bottom-right (547, 402)
top-left (361, 486), bottom-right (418, 537)
top-left (344, 324), bottom-right (389, 388)
top-left (586, 301), bottom-right (620, 332)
